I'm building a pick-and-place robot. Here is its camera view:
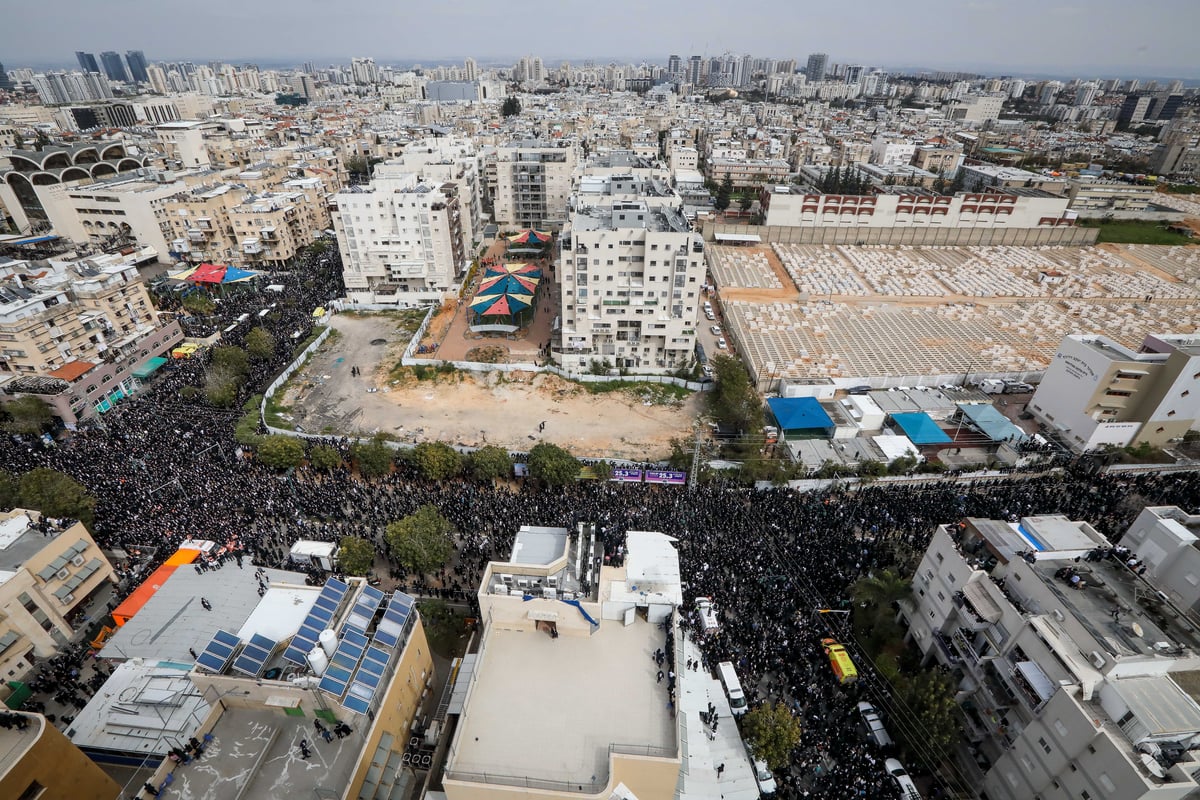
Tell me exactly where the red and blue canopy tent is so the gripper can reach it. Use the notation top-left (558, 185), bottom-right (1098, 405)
top-left (506, 229), bottom-right (553, 256)
top-left (468, 262), bottom-right (542, 329)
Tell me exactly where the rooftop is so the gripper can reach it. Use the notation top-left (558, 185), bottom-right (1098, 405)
top-left (68, 660), bottom-right (210, 760)
top-left (450, 623), bottom-right (674, 787)
top-left (102, 565), bottom-right (309, 663)
top-left (0, 511), bottom-right (74, 576)
top-left (166, 707), bottom-right (361, 800)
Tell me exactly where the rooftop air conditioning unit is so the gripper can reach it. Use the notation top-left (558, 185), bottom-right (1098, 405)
top-left (548, 576), bottom-right (559, 587)
top-left (56, 568), bottom-right (70, 581)
top-left (499, 574), bottom-right (513, 584)
top-left (1091, 651), bottom-right (1106, 669)
top-left (543, 588), bottom-right (557, 600)
top-left (517, 578), bottom-right (530, 589)
top-left (1053, 609), bottom-right (1065, 623)
top-left (71, 554), bottom-right (86, 567)
top-left (493, 583), bottom-right (507, 595)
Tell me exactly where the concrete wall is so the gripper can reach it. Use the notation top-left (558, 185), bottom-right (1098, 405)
top-left (443, 752), bottom-right (679, 800)
top-left (706, 222), bottom-right (1098, 247)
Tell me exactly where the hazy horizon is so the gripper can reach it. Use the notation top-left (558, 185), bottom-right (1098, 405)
top-left (3, 0), bottom-right (1198, 79)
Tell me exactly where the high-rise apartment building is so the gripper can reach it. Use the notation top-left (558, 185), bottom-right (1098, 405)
top-left (98, 51), bottom-right (128, 82)
top-left (805, 52), bottom-right (828, 82)
top-left (124, 50), bottom-right (149, 83)
top-left (667, 54), bottom-right (682, 80)
top-left (350, 56), bottom-right (379, 85)
top-left (687, 55), bottom-right (704, 87)
top-left (558, 161), bottom-right (705, 373)
top-left (74, 51), bottom-right (99, 74)
top-left (463, 57), bottom-right (478, 81)
top-left (492, 140), bottom-right (577, 231)
top-left (333, 166), bottom-right (468, 306)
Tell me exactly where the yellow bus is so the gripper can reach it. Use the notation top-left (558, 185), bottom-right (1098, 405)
top-left (822, 638), bottom-right (859, 684)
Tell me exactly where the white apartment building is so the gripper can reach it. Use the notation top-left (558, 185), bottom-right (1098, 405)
top-left (388, 136), bottom-right (484, 251)
top-left (1028, 334), bottom-right (1200, 452)
top-left (491, 141), bottom-right (577, 231)
top-left (1122, 507), bottom-right (1200, 616)
top-left (558, 172), bottom-right (704, 373)
top-left (35, 170), bottom-right (191, 262)
top-left (905, 515), bottom-right (1200, 800)
top-left (333, 165), bottom-right (468, 306)
top-left (870, 137), bottom-right (917, 167)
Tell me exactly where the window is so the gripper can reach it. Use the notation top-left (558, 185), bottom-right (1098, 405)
top-left (18, 780), bottom-right (44, 800)
top-left (1053, 719), bottom-right (1068, 737)
top-left (936, 553), bottom-right (945, 563)
top-left (1038, 736), bottom-right (1052, 754)
top-left (937, 592), bottom-right (946, 602)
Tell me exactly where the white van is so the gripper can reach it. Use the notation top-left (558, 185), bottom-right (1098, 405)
top-left (752, 759), bottom-right (777, 795)
top-left (885, 758), bottom-right (923, 800)
top-left (717, 660), bottom-right (748, 716)
top-left (695, 597), bottom-right (719, 634)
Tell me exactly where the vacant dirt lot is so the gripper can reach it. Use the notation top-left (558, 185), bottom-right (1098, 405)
top-left (282, 314), bottom-right (698, 460)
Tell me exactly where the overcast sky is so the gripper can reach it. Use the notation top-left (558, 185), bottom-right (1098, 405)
top-left (3, 0), bottom-right (1198, 78)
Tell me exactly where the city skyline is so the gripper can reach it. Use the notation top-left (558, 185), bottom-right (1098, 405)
top-left (2, 0), bottom-right (1199, 78)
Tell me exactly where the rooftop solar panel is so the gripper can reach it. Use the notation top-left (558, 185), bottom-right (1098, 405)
top-left (232, 633), bottom-right (278, 677)
top-left (196, 629), bottom-right (241, 673)
top-left (283, 578), bottom-right (350, 665)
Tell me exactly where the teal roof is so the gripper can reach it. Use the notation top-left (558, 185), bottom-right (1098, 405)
top-left (890, 412), bottom-right (952, 445)
top-left (767, 397), bottom-right (834, 433)
top-left (957, 403), bottom-right (1028, 443)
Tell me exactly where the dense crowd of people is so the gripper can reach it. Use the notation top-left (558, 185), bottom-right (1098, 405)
top-left (4, 241), bottom-right (1200, 799)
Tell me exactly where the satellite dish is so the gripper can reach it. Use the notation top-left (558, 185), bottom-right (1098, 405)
top-left (1141, 753), bottom-right (1166, 779)
top-left (1131, 622), bottom-right (1144, 638)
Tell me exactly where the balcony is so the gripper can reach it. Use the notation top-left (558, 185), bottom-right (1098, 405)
top-left (260, 226), bottom-right (278, 240)
top-left (242, 237), bottom-right (263, 255)
top-left (186, 229), bottom-right (207, 241)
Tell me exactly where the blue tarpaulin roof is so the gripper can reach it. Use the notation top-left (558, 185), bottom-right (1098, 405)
top-left (767, 397), bottom-right (834, 432)
top-left (7, 235), bottom-right (60, 246)
top-left (890, 412), bottom-right (952, 445)
top-left (957, 403), bottom-right (1029, 443)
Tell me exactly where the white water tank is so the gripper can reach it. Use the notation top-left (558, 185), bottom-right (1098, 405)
top-left (319, 629), bottom-right (338, 657)
top-left (307, 645), bottom-right (329, 676)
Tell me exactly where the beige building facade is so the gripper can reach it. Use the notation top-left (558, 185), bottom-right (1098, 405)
top-left (0, 712), bottom-right (119, 800)
top-left (0, 510), bottom-right (116, 681)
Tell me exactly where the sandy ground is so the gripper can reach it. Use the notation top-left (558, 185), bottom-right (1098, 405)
top-left (282, 314), bottom-right (698, 460)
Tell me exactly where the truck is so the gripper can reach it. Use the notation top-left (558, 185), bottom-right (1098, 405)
top-left (979, 379), bottom-right (1006, 395)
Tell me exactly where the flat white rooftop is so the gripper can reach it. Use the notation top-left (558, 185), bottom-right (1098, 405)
top-left (451, 621), bottom-right (675, 786)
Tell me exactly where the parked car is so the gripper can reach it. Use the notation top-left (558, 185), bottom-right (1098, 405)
top-left (717, 337), bottom-right (727, 349)
top-left (884, 758), bottom-right (923, 800)
top-left (856, 701), bottom-right (894, 749)
top-left (710, 325), bottom-right (722, 336)
top-left (751, 759), bottom-right (777, 795)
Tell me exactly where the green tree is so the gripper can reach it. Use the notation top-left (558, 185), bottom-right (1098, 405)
top-left (182, 293), bottom-right (215, 315)
top-left (527, 441), bottom-right (580, 486)
top-left (851, 569), bottom-right (912, 610)
top-left (707, 353), bottom-right (763, 433)
top-left (858, 459), bottom-right (887, 478)
top-left (591, 460), bottom-right (614, 481)
top-left (256, 435), bottom-right (305, 469)
top-left (714, 174), bottom-right (734, 212)
top-left (352, 435), bottom-right (394, 478)
top-left (385, 504), bottom-right (455, 574)
top-left (1, 396), bottom-right (55, 434)
top-left (0, 469), bottom-right (20, 510)
top-left (245, 327), bottom-right (276, 361)
top-left (897, 670), bottom-right (962, 764)
top-left (468, 445), bottom-right (512, 481)
top-left (18, 468), bottom-right (95, 527)
top-left (337, 536), bottom-right (376, 576)
top-left (501, 97), bottom-right (522, 117)
top-left (309, 444), bottom-right (343, 471)
top-left (412, 441), bottom-right (464, 481)
top-left (741, 702), bottom-right (802, 771)
top-left (211, 346), bottom-right (250, 377)
top-left (204, 365), bottom-right (243, 408)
